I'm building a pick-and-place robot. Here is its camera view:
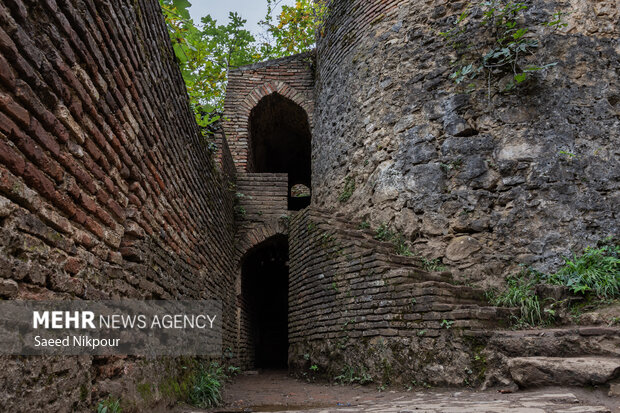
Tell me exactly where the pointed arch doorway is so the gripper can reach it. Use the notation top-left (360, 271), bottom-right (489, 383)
top-left (239, 234), bottom-right (289, 369)
top-left (248, 92), bottom-right (312, 210)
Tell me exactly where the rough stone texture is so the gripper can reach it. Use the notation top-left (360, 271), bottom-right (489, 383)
top-left (223, 54), bottom-right (315, 172)
top-left (312, 0), bottom-right (620, 287)
top-left (508, 357), bottom-right (620, 388)
top-left (481, 327), bottom-right (620, 390)
top-left (0, 0), bottom-right (237, 410)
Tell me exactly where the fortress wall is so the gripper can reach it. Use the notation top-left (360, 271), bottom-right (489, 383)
top-left (313, 0), bottom-right (619, 286)
top-left (288, 208), bottom-right (509, 386)
top-left (0, 0), bottom-right (236, 410)
top-left (224, 52), bottom-right (315, 172)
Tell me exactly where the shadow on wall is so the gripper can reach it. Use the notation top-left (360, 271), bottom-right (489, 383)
top-left (241, 234), bottom-right (289, 369)
top-left (249, 93), bottom-right (312, 211)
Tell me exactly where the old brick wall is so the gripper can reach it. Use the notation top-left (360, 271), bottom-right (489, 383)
top-left (288, 207), bottom-right (514, 386)
top-left (0, 0), bottom-right (236, 410)
top-left (312, 0), bottom-right (619, 287)
top-left (233, 173), bottom-right (289, 369)
top-left (223, 53), bottom-right (315, 172)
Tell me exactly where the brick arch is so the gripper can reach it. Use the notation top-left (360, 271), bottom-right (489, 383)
top-left (235, 219), bottom-right (289, 265)
top-left (240, 81), bottom-right (313, 128)
top-left (222, 54), bottom-right (315, 173)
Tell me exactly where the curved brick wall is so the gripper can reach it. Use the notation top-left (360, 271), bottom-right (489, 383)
top-left (0, 0), bottom-right (236, 410)
top-left (313, 0), bottom-right (619, 286)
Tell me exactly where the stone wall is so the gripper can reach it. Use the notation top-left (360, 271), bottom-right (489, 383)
top-left (0, 0), bottom-right (236, 410)
top-left (313, 0), bottom-right (619, 287)
top-left (224, 53), bottom-right (315, 172)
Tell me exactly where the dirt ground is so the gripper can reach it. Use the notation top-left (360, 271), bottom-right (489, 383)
top-left (173, 370), bottom-right (620, 413)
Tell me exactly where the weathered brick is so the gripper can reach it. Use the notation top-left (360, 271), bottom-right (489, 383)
top-left (22, 162), bottom-right (56, 201)
top-left (0, 0), bottom-right (239, 409)
top-left (63, 256), bottom-right (84, 274)
top-left (0, 138), bottom-right (25, 175)
top-left (0, 54), bottom-right (15, 87)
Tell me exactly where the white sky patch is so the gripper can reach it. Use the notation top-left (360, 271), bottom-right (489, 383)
top-left (188, 0), bottom-right (296, 36)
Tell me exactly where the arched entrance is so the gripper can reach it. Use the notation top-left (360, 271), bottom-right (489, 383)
top-left (248, 92), bottom-right (312, 210)
top-left (240, 234), bottom-right (289, 369)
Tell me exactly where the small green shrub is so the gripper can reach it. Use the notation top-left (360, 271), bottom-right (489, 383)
top-left (547, 242), bottom-right (619, 299)
top-left (374, 224), bottom-right (413, 256)
top-left (234, 205), bottom-right (246, 218)
top-left (188, 362), bottom-right (225, 408)
top-left (374, 223), bottom-right (395, 242)
top-left (393, 233), bottom-right (414, 257)
top-left (227, 365), bottom-right (241, 377)
top-left (96, 397), bottom-right (122, 413)
top-left (490, 268), bottom-right (547, 327)
top-left (440, 319), bottom-right (454, 329)
top-left (439, 1), bottom-right (566, 98)
top-left (491, 238), bottom-right (619, 327)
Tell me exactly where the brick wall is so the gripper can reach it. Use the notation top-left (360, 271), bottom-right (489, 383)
top-left (233, 173), bottom-right (289, 369)
top-left (223, 53), bottom-right (315, 172)
top-left (288, 207), bottom-right (515, 386)
top-left (0, 0), bottom-right (236, 410)
top-left (235, 173), bottom-right (288, 223)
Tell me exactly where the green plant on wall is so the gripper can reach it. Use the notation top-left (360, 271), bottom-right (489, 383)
top-left (440, 1), bottom-right (567, 99)
top-left (338, 176), bottom-right (356, 202)
top-left (547, 241), bottom-right (619, 298)
top-left (489, 238), bottom-right (619, 327)
top-left (96, 397), bottom-right (122, 413)
top-left (334, 365), bottom-right (373, 385)
top-left (374, 223), bottom-right (413, 257)
top-left (422, 258), bottom-right (447, 272)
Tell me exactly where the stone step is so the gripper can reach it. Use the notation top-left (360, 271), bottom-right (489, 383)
top-left (485, 327), bottom-right (620, 358)
top-left (508, 356), bottom-right (620, 388)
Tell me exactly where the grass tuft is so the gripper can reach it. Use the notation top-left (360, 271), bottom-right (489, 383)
top-left (490, 238), bottom-right (619, 327)
top-left (97, 397), bottom-right (122, 413)
top-left (547, 240), bottom-right (619, 299)
top-left (188, 362), bottom-right (225, 408)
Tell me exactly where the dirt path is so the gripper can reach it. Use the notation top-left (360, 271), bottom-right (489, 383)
top-left (176, 370), bottom-right (619, 413)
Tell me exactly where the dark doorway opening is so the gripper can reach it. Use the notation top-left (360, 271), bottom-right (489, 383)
top-left (249, 93), bottom-right (311, 210)
top-left (241, 235), bottom-right (289, 369)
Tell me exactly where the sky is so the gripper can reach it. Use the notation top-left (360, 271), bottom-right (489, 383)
top-left (188, 0), bottom-right (296, 36)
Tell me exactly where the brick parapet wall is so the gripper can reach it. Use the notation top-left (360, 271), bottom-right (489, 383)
top-left (288, 207), bottom-right (516, 386)
top-left (223, 53), bottom-right (315, 172)
top-left (0, 0), bottom-right (236, 410)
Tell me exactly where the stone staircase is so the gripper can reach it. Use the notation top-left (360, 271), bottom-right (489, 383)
top-left (477, 326), bottom-right (620, 391)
